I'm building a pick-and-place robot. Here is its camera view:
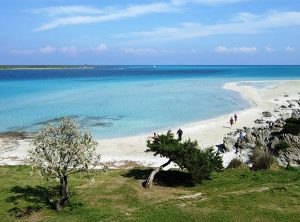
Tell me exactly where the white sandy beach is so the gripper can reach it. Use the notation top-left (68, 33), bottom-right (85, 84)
top-left (1, 80), bottom-right (300, 167)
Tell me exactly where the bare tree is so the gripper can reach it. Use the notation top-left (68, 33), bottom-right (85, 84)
top-left (27, 118), bottom-right (100, 211)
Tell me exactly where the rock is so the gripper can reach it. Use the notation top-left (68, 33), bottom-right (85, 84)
top-left (254, 119), bottom-right (264, 124)
top-left (291, 109), bottom-right (300, 118)
top-left (254, 128), bottom-right (271, 145)
top-left (243, 127), bottom-right (251, 132)
top-left (269, 137), bottom-right (280, 150)
top-left (237, 140), bottom-right (255, 150)
top-left (279, 134), bottom-right (300, 144)
top-left (276, 134), bottom-right (300, 166)
top-left (284, 94), bottom-right (289, 97)
top-left (280, 105), bottom-right (287, 109)
top-left (262, 111), bottom-right (272, 117)
top-left (223, 136), bottom-right (237, 151)
top-left (280, 113), bottom-right (291, 119)
top-left (288, 104), bottom-right (295, 108)
top-left (245, 132), bottom-right (256, 144)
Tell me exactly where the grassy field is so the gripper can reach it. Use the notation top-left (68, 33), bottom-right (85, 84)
top-left (0, 166), bottom-right (299, 222)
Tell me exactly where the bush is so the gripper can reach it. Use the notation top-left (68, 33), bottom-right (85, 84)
top-left (146, 131), bottom-right (223, 185)
top-left (251, 148), bottom-right (275, 170)
top-left (282, 118), bottom-right (300, 135)
top-left (182, 146), bottom-right (223, 183)
top-left (227, 158), bottom-right (248, 169)
top-left (274, 141), bottom-right (290, 154)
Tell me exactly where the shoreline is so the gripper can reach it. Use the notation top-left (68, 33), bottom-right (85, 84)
top-left (1, 80), bottom-right (300, 167)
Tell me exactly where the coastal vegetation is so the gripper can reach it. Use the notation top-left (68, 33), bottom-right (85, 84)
top-left (282, 117), bottom-right (300, 135)
top-left (226, 158), bottom-right (248, 169)
top-left (27, 118), bottom-right (99, 211)
top-left (251, 149), bottom-right (276, 170)
top-left (144, 131), bottom-right (223, 188)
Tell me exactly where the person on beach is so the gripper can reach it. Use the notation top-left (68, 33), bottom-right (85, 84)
top-left (235, 131), bottom-right (245, 154)
top-left (234, 113), bottom-right (237, 123)
top-left (239, 131), bottom-right (244, 140)
top-left (268, 121), bottom-right (274, 129)
top-left (152, 133), bottom-right (159, 140)
top-left (230, 117), bottom-right (234, 127)
top-left (176, 128), bottom-right (183, 141)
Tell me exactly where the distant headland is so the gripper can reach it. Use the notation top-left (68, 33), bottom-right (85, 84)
top-left (0, 65), bottom-right (93, 70)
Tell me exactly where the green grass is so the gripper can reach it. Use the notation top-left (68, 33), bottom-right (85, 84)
top-left (0, 166), bottom-right (299, 222)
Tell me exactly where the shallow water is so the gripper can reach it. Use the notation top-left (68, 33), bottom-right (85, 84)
top-left (0, 66), bottom-right (299, 138)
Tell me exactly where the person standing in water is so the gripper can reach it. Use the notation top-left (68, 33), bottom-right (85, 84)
top-left (234, 113), bottom-right (237, 123)
top-left (176, 128), bottom-right (183, 141)
top-left (230, 117), bottom-right (234, 127)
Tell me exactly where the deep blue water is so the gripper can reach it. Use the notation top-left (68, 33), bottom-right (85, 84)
top-left (0, 65), bottom-right (299, 138)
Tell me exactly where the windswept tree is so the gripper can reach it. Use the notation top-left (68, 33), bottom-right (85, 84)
top-left (27, 118), bottom-right (100, 211)
top-left (144, 130), bottom-right (223, 188)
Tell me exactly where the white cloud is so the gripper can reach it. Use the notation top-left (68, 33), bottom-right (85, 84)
top-left (215, 46), bottom-right (257, 53)
top-left (30, 6), bottom-right (105, 16)
top-left (89, 44), bottom-right (109, 53)
top-left (171, 0), bottom-right (246, 6)
top-left (39, 45), bottom-right (56, 54)
top-left (121, 11), bottom-right (300, 42)
top-left (10, 44), bottom-right (109, 56)
top-left (285, 46), bottom-right (296, 52)
top-left (34, 3), bottom-right (176, 31)
top-left (59, 46), bottom-right (78, 55)
top-left (32, 0), bottom-right (247, 31)
top-left (120, 47), bottom-right (178, 55)
top-left (265, 46), bottom-right (275, 53)
top-left (121, 48), bottom-right (158, 55)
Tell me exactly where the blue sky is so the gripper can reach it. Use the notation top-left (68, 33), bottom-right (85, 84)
top-left (1, 0), bottom-right (300, 65)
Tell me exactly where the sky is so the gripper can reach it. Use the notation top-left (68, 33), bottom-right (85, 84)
top-left (0, 0), bottom-right (300, 65)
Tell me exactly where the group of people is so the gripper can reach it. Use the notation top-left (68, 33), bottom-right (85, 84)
top-left (230, 113), bottom-right (238, 127)
top-left (152, 128), bottom-right (183, 141)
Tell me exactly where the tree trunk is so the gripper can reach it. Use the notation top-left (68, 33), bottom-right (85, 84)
top-left (143, 159), bottom-right (172, 189)
top-left (57, 175), bottom-right (69, 211)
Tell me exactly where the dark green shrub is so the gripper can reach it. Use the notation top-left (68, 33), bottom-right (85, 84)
top-left (274, 141), bottom-right (290, 154)
top-left (282, 118), bottom-right (300, 135)
top-left (146, 130), bottom-right (223, 184)
top-left (251, 148), bottom-right (275, 170)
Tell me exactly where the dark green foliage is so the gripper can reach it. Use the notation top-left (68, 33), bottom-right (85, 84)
top-left (282, 118), bottom-right (300, 135)
top-left (146, 131), bottom-right (223, 183)
top-left (274, 141), bottom-right (290, 154)
top-left (251, 148), bottom-right (275, 170)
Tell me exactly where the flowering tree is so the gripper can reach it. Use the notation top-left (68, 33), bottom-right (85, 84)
top-left (27, 118), bottom-right (100, 211)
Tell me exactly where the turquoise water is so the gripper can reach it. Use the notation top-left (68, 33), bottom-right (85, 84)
top-left (0, 66), bottom-right (299, 138)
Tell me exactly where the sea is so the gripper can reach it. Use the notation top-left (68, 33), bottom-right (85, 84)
top-left (0, 65), bottom-right (299, 138)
